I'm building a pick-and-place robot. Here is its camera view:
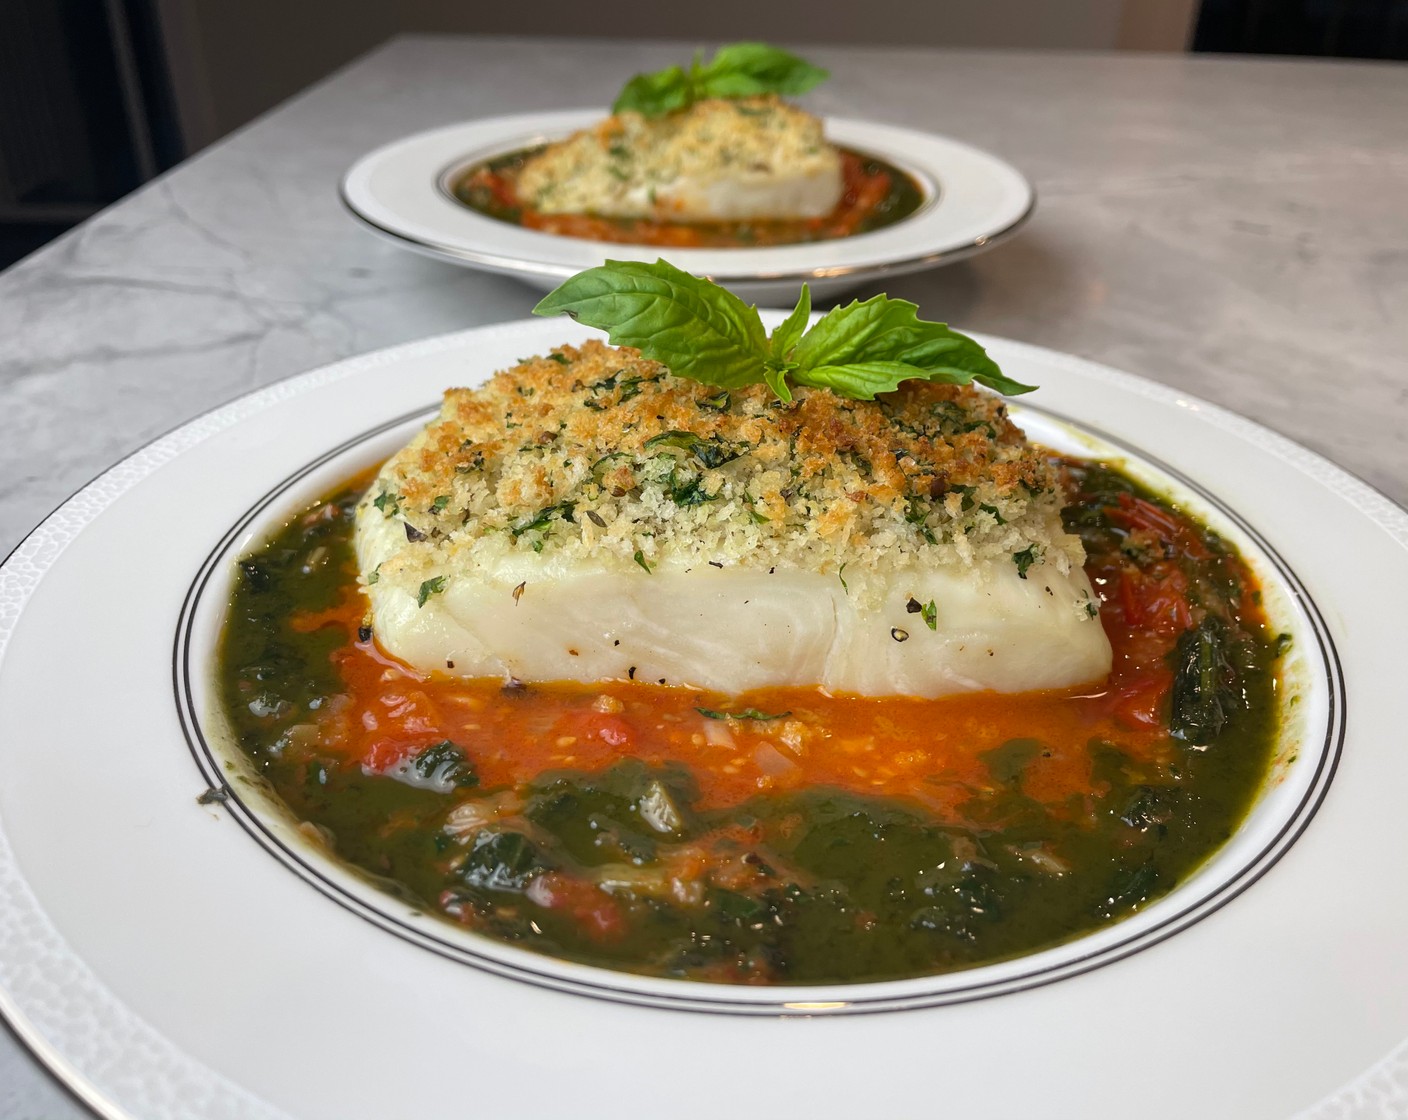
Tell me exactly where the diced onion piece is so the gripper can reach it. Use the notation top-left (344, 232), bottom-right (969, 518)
top-left (753, 742), bottom-right (799, 778)
top-left (702, 718), bottom-right (737, 749)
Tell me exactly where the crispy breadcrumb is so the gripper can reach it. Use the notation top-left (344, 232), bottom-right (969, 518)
top-left (360, 341), bottom-right (1084, 607)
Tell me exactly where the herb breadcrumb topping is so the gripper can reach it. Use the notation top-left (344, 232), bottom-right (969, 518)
top-left (361, 341), bottom-right (1084, 600)
top-left (516, 96), bottom-right (841, 220)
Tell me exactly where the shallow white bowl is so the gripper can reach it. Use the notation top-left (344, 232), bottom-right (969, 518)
top-left (340, 111), bottom-right (1036, 303)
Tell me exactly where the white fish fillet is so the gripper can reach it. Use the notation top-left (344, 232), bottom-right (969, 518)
top-left (643, 166), bottom-right (843, 222)
top-left (356, 511), bottom-right (1111, 697)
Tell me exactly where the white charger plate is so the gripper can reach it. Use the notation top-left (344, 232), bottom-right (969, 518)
top-left (340, 111), bottom-right (1035, 303)
top-left (2, 319), bottom-right (1407, 1119)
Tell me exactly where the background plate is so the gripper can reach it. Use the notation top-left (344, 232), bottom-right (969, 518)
top-left (340, 112), bottom-right (1035, 302)
top-left (2, 321), bottom-right (1407, 1120)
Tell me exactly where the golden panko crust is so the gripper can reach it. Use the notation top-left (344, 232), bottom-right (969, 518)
top-left (362, 340), bottom-right (1082, 585)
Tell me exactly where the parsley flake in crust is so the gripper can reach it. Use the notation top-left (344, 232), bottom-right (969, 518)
top-left (355, 341), bottom-right (1110, 697)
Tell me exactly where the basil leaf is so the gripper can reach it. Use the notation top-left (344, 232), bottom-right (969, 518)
top-left (610, 42), bottom-right (828, 118)
top-left (768, 283), bottom-right (811, 363)
top-left (757, 284), bottom-right (811, 403)
top-left (762, 365), bottom-right (794, 404)
top-left (791, 295), bottom-right (1035, 396)
top-left (612, 65), bottom-right (690, 116)
top-left (792, 361), bottom-right (941, 400)
top-left (533, 259), bottom-right (770, 389)
top-left (697, 43), bottom-right (829, 100)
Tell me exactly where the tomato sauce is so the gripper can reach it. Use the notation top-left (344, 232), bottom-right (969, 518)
top-left (308, 634), bottom-right (1167, 820)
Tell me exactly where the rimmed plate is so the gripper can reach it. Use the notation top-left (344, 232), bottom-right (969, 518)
top-left (2, 320), bottom-right (1407, 1119)
top-left (340, 111), bottom-right (1035, 303)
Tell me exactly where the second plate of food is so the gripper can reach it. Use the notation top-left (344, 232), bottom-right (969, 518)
top-left (340, 110), bottom-right (1034, 302)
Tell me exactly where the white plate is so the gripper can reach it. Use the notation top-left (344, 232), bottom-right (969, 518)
top-left (340, 111), bottom-right (1035, 303)
top-left (2, 320), bottom-right (1407, 1120)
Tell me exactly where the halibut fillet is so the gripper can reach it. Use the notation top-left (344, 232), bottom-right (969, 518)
top-left (355, 341), bottom-right (1111, 698)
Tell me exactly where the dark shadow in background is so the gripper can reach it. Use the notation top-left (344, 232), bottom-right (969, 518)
top-left (0, 0), bottom-right (178, 268)
top-left (1193, 0), bottom-right (1408, 57)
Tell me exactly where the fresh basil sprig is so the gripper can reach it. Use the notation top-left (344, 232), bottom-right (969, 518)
top-left (532, 259), bottom-right (1035, 401)
top-left (612, 42), bottom-right (829, 118)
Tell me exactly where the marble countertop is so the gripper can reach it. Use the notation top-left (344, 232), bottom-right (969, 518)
top-left (1, 34), bottom-right (1405, 1117)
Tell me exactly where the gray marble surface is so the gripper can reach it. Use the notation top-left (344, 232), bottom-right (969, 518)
top-left (0, 34), bottom-right (1405, 1117)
